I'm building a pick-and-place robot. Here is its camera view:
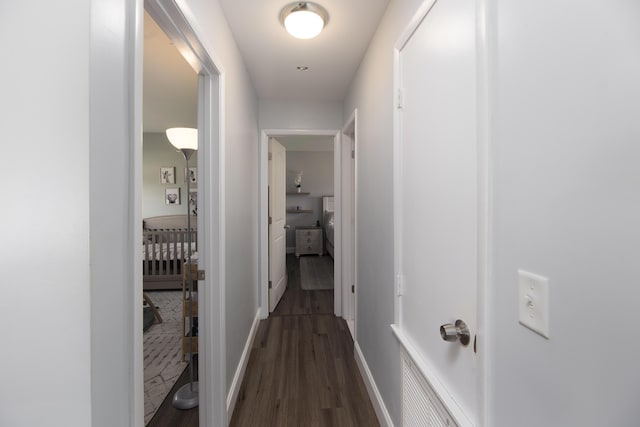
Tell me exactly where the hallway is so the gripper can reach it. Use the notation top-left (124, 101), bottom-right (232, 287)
top-left (230, 255), bottom-right (378, 426)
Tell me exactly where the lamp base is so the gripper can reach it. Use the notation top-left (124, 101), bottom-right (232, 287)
top-left (172, 381), bottom-right (199, 410)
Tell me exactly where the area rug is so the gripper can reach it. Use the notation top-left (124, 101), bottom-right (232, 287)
top-left (143, 307), bottom-right (156, 332)
top-left (300, 256), bottom-right (334, 290)
top-left (143, 291), bottom-right (187, 424)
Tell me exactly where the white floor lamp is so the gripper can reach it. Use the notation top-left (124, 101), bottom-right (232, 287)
top-left (166, 127), bottom-right (199, 410)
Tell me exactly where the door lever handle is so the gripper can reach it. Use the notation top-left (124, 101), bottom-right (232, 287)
top-left (284, 225), bottom-right (291, 230)
top-left (440, 319), bottom-right (470, 346)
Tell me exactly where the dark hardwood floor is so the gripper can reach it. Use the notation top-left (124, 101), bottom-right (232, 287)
top-left (230, 254), bottom-right (378, 427)
top-left (271, 254), bottom-right (335, 316)
top-left (148, 254), bottom-right (378, 427)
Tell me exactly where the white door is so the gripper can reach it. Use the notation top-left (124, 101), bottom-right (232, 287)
top-left (269, 139), bottom-right (287, 311)
top-left (341, 113), bottom-right (357, 337)
top-left (396, 0), bottom-right (479, 423)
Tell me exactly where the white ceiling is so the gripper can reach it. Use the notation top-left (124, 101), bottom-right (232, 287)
top-left (143, 0), bottom-right (390, 132)
top-left (217, 0), bottom-right (390, 101)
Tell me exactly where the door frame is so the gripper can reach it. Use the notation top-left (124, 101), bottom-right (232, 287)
top-left (341, 109), bottom-right (358, 337)
top-left (392, 0), bottom-right (490, 425)
top-left (138, 1), bottom-right (227, 426)
top-left (259, 129), bottom-right (345, 319)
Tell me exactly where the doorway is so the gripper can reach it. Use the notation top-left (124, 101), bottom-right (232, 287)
top-left (136, 1), bottom-right (226, 425)
top-left (341, 110), bottom-right (358, 338)
top-left (141, 11), bottom-right (197, 424)
top-left (259, 129), bottom-right (355, 321)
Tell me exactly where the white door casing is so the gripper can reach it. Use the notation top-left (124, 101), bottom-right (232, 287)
top-left (341, 110), bottom-right (358, 335)
top-left (269, 139), bottom-right (287, 311)
top-left (393, 0), bottom-right (483, 425)
top-left (259, 129), bottom-right (341, 319)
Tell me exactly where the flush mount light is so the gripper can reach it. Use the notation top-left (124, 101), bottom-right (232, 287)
top-left (297, 66), bottom-right (309, 71)
top-left (280, 2), bottom-right (329, 40)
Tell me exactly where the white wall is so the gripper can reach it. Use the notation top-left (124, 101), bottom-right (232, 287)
top-left (284, 151), bottom-right (334, 249)
top-left (143, 132), bottom-right (198, 218)
top-left (348, 0), bottom-right (640, 426)
top-left (1, 1), bottom-right (92, 426)
top-left (179, 0), bottom-right (260, 400)
top-left (488, 1), bottom-right (640, 426)
top-left (259, 99), bottom-right (343, 130)
top-left (342, 0), bottom-right (425, 424)
top-left (1, 1), bottom-right (93, 425)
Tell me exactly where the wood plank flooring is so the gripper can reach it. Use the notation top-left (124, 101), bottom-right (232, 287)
top-left (230, 255), bottom-right (379, 427)
top-left (272, 254), bottom-right (335, 316)
top-left (148, 255), bottom-right (378, 426)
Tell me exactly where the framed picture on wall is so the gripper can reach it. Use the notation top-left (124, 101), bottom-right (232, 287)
top-left (160, 167), bottom-right (176, 184)
top-left (165, 188), bottom-right (181, 205)
top-left (188, 189), bottom-right (197, 206)
top-left (184, 167), bottom-right (197, 183)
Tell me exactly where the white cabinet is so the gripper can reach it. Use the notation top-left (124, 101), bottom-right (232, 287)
top-left (295, 226), bottom-right (323, 257)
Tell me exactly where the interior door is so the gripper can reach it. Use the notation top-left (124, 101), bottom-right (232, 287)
top-left (269, 139), bottom-right (287, 312)
top-left (341, 119), bottom-right (357, 337)
top-left (396, 0), bottom-right (478, 423)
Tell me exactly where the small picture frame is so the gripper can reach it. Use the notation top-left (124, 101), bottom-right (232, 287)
top-left (188, 189), bottom-right (198, 215)
top-left (165, 188), bottom-right (181, 205)
top-left (184, 167), bottom-right (197, 183)
top-left (160, 167), bottom-right (176, 184)
top-left (188, 189), bottom-right (198, 206)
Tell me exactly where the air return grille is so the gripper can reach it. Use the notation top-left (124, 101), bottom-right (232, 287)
top-left (402, 354), bottom-right (456, 427)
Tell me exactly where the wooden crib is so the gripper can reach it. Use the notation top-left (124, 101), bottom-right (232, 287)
top-left (143, 215), bottom-right (197, 290)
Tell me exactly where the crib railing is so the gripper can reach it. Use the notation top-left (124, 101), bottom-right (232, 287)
top-left (143, 228), bottom-right (197, 289)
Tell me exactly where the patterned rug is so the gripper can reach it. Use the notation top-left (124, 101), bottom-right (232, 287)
top-left (300, 256), bottom-right (334, 290)
top-left (143, 291), bottom-right (187, 424)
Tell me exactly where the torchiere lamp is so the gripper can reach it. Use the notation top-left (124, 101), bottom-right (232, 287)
top-left (166, 127), bottom-right (198, 410)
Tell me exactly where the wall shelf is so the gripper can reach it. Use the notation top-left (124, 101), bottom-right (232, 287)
top-left (286, 192), bottom-right (310, 195)
top-left (287, 209), bottom-right (313, 213)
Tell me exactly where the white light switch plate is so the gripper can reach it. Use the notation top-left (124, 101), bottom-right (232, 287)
top-left (518, 270), bottom-right (550, 339)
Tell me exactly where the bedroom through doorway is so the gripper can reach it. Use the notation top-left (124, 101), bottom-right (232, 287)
top-left (140, 10), bottom-right (199, 425)
top-left (134, 1), bottom-right (226, 425)
top-left (260, 130), bottom-right (349, 319)
top-left (275, 135), bottom-right (336, 314)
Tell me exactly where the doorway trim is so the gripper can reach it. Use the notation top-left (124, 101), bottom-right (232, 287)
top-left (259, 129), bottom-right (344, 319)
top-left (341, 109), bottom-right (358, 338)
top-left (140, 1), bottom-right (226, 426)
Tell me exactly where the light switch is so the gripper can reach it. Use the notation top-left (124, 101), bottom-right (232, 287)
top-left (518, 270), bottom-right (550, 339)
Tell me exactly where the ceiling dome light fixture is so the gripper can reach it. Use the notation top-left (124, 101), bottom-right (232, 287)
top-left (280, 2), bottom-right (329, 40)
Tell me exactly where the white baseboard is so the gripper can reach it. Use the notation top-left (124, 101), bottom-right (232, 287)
top-left (354, 341), bottom-right (395, 427)
top-left (286, 246), bottom-right (295, 254)
top-left (227, 309), bottom-right (261, 417)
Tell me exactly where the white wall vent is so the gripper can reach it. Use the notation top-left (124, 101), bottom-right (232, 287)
top-left (402, 353), bottom-right (457, 427)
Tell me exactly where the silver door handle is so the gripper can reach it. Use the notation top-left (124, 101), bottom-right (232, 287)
top-left (440, 319), bottom-right (470, 346)
top-left (284, 225), bottom-right (291, 230)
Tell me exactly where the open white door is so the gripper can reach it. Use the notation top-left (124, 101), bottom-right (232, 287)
top-left (393, 0), bottom-right (481, 425)
top-left (268, 139), bottom-right (287, 312)
top-left (341, 111), bottom-right (357, 337)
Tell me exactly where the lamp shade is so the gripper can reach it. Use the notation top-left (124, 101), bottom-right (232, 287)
top-left (166, 127), bottom-right (198, 150)
top-left (280, 2), bottom-right (328, 40)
